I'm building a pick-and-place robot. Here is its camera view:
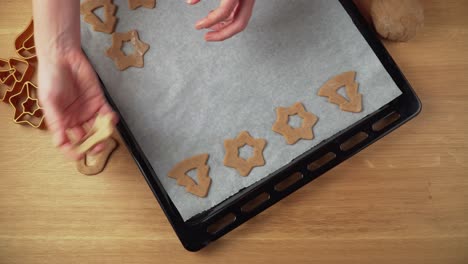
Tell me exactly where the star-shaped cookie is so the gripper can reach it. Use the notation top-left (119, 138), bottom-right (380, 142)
top-left (224, 131), bottom-right (267, 177)
top-left (106, 30), bottom-right (150, 71)
top-left (272, 102), bottom-right (319, 145)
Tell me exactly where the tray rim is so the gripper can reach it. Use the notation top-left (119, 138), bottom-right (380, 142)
top-left (88, 0), bottom-right (422, 252)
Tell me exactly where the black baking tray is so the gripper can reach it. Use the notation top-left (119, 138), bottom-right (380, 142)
top-left (93, 0), bottom-right (421, 252)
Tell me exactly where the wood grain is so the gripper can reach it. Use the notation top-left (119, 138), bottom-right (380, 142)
top-left (1, 0), bottom-right (467, 263)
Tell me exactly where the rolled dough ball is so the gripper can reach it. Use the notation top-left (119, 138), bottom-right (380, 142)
top-left (370, 0), bottom-right (424, 42)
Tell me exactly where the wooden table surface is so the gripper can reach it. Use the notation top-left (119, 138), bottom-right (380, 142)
top-left (1, 1), bottom-right (467, 263)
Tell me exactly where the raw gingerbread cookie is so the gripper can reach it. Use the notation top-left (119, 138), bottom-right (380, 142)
top-left (128, 0), bottom-right (156, 10)
top-left (272, 102), bottom-right (318, 145)
top-left (168, 153), bottom-right (212, 198)
top-left (76, 137), bottom-right (119, 175)
top-left (106, 30), bottom-right (150, 71)
top-left (80, 0), bottom-right (118, 34)
top-left (318, 71), bottom-right (363, 113)
top-left (224, 131), bottom-right (267, 177)
top-left (72, 113), bottom-right (114, 155)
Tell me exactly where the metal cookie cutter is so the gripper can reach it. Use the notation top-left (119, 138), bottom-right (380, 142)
top-left (224, 131), bottom-right (267, 177)
top-left (168, 153), bottom-right (212, 198)
top-left (8, 81), bottom-right (45, 128)
top-left (1, 58), bottom-right (34, 103)
top-left (0, 58), bottom-right (15, 82)
top-left (9, 58), bottom-right (34, 83)
top-left (318, 71), bottom-right (363, 113)
top-left (106, 30), bottom-right (150, 71)
top-left (14, 19), bottom-right (37, 62)
top-left (128, 0), bottom-right (156, 10)
top-left (0, 59), bottom-right (16, 100)
top-left (80, 0), bottom-right (118, 34)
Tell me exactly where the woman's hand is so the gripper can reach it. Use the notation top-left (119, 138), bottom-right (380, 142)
top-left (188, 0), bottom-right (256, 41)
top-left (33, 0), bottom-right (117, 160)
top-left (37, 50), bottom-right (118, 160)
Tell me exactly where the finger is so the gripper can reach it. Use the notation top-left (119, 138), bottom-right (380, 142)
top-left (61, 142), bottom-right (85, 161)
top-left (82, 121), bottom-right (92, 132)
top-left (186, 0), bottom-right (201, 4)
top-left (52, 127), bottom-right (68, 148)
top-left (210, 21), bottom-right (230, 32)
top-left (195, 0), bottom-right (238, 30)
top-left (98, 103), bottom-right (119, 126)
top-left (69, 125), bottom-right (87, 143)
top-left (205, 0), bottom-right (255, 41)
top-left (208, 9), bottom-right (236, 31)
top-left (89, 142), bottom-right (106, 155)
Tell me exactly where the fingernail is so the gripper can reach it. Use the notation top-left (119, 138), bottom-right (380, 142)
top-left (186, 0), bottom-right (193, 4)
top-left (196, 19), bottom-right (205, 29)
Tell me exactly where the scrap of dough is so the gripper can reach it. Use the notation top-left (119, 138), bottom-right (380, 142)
top-left (128, 0), bottom-right (156, 10)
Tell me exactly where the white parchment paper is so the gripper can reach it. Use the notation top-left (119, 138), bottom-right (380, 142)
top-left (80, 0), bottom-right (402, 220)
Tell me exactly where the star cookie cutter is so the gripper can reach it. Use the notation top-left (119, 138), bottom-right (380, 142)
top-left (76, 137), bottom-right (119, 176)
top-left (106, 30), bottom-right (150, 71)
top-left (318, 71), bottom-right (363, 113)
top-left (14, 19), bottom-right (37, 62)
top-left (8, 81), bottom-right (45, 128)
top-left (272, 102), bottom-right (319, 145)
top-left (224, 131), bottom-right (267, 177)
top-left (80, 0), bottom-right (118, 34)
top-left (72, 113), bottom-right (115, 155)
top-left (128, 0), bottom-right (156, 10)
top-left (1, 58), bottom-right (34, 103)
top-left (168, 153), bottom-right (212, 198)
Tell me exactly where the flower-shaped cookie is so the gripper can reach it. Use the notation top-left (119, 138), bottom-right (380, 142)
top-left (168, 153), bottom-right (212, 198)
top-left (272, 102), bottom-right (319, 145)
top-left (8, 81), bottom-right (45, 128)
top-left (128, 0), bottom-right (156, 10)
top-left (224, 131), bottom-right (267, 177)
top-left (318, 71), bottom-right (363, 113)
top-left (80, 0), bottom-right (118, 34)
top-left (106, 30), bottom-right (150, 71)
